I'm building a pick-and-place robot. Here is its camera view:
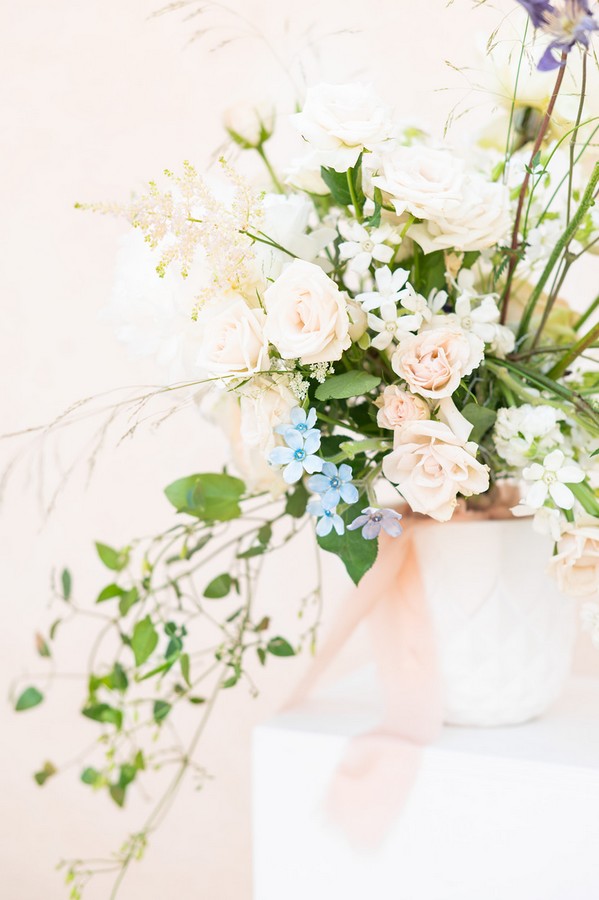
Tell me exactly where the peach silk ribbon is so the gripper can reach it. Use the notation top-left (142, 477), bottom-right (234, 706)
top-left (286, 500), bottom-right (518, 848)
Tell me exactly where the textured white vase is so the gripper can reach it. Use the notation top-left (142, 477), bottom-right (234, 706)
top-left (413, 518), bottom-right (577, 727)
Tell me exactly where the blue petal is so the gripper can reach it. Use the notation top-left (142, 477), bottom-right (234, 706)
top-left (306, 408), bottom-right (317, 428)
top-left (321, 461), bottom-right (338, 478)
top-left (290, 407), bottom-right (306, 426)
top-left (322, 488), bottom-right (340, 509)
top-left (307, 499), bottom-right (325, 517)
top-left (316, 516), bottom-right (333, 537)
top-left (340, 482), bottom-right (359, 504)
top-left (308, 474), bottom-right (330, 494)
top-left (304, 431), bottom-right (321, 455)
top-left (283, 460), bottom-right (303, 484)
top-left (347, 514), bottom-right (369, 531)
top-left (304, 455), bottom-right (323, 474)
top-left (332, 516), bottom-right (345, 536)
top-left (338, 463), bottom-right (353, 483)
top-left (382, 519), bottom-right (403, 537)
top-left (285, 430), bottom-right (304, 451)
top-left (269, 447), bottom-right (294, 466)
top-left (362, 520), bottom-right (382, 540)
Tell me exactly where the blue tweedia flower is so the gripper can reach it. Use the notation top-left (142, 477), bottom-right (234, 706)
top-left (517, 1), bottom-right (598, 70)
top-left (275, 406), bottom-right (319, 440)
top-left (307, 499), bottom-right (345, 537)
top-left (308, 462), bottom-right (359, 509)
top-left (347, 507), bottom-right (403, 540)
top-left (268, 429), bottom-right (323, 484)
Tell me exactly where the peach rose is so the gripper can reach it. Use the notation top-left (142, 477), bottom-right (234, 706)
top-left (549, 521), bottom-right (599, 597)
top-left (391, 324), bottom-right (484, 399)
top-left (375, 384), bottom-right (430, 430)
top-left (382, 419), bottom-right (490, 522)
top-left (264, 259), bottom-right (351, 364)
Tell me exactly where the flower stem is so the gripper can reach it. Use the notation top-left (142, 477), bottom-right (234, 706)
top-left (500, 52), bottom-right (568, 323)
top-left (548, 321), bottom-right (599, 380)
top-left (256, 145), bottom-right (284, 193)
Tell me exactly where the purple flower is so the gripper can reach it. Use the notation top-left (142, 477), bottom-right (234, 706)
top-left (307, 499), bottom-right (345, 537)
top-left (347, 507), bottom-right (403, 540)
top-left (516, 0), bottom-right (553, 27)
top-left (308, 462), bottom-right (359, 509)
top-left (517, 0), bottom-right (599, 70)
top-left (268, 430), bottom-right (323, 484)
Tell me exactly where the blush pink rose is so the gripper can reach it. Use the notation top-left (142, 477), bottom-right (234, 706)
top-left (549, 521), bottom-right (599, 597)
top-left (375, 384), bottom-right (430, 430)
top-left (382, 419), bottom-right (490, 522)
top-left (391, 325), bottom-right (484, 399)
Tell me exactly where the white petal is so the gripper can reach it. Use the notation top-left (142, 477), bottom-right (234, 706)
top-left (350, 251), bottom-right (373, 274)
top-left (557, 465), bottom-right (584, 484)
top-left (372, 244), bottom-right (394, 263)
top-left (523, 463), bottom-right (544, 482)
top-left (371, 331), bottom-right (393, 351)
top-left (338, 241), bottom-right (360, 260)
top-left (549, 481), bottom-right (575, 510)
top-left (525, 480), bottom-right (549, 508)
top-left (544, 449), bottom-right (565, 472)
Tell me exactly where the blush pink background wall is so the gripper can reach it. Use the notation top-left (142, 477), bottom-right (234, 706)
top-left (2, 1), bottom-right (597, 897)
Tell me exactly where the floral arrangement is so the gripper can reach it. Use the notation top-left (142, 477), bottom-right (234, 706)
top-left (13, 1), bottom-right (599, 896)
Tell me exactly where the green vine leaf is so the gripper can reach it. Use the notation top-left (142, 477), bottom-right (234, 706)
top-left (82, 703), bottom-right (123, 730)
top-left (164, 473), bottom-right (245, 521)
top-left (153, 700), bottom-right (172, 724)
top-left (95, 542), bottom-right (130, 572)
top-left (315, 371), bottom-right (381, 401)
top-left (15, 686), bottom-right (44, 712)
top-left (131, 617), bottom-right (158, 667)
top-left (267, 637), bottom-right (295, 657)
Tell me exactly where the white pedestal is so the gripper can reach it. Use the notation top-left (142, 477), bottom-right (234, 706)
top-left (253, 672), bottom-right (599, 900)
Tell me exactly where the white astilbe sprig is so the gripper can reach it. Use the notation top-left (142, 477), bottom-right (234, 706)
top-left (77, 159), bottom-right (264, 306)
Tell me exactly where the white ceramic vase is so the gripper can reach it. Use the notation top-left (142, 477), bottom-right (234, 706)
top-left (413, 518), bottom-right (577, 727)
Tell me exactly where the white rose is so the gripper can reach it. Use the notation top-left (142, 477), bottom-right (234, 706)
top-left (408, 175), bottom-right (511, 253)
top-left (210, 392), bottom-right (286, 497)
top-left (223, 100), bottom-right (275, 148)
top-left (255, 194), bottom-right (336, 282)
top-left (285, 152), bottom-right (330, 195)
top-left (549, 520), bottom-right (599, 597)
top-left (196, 295), bottom-right (269, 377)
top-left (391, 324), bottom-right (484, 399)
top-left (238, 376), bottom-right (297, 453)
top-left (375, 384), bottom-right (430, 430)
top-left (292, 82), bottom-right (392, 173)
top-left (382, 420), bottom-right (490, 522)
top-left (371, 145), bottom-right (466, 221)
top-left (264, 259), bottom-right (351, 364)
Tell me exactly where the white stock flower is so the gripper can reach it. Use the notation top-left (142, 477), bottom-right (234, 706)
top-left (264, 259), bottom-right (350, 364)
top-left (392, 324), bottom-right (484, 399)
top-left (293, 82), bottom-right (392, 173)
top-left (493, 404), bottom-right (565, 468)
top-left (401, 287), bottom-right (447, 323)
top-left (195, 296), bottom-right (269, 378)
top-left (356, 266), bottom-right (413, 312)
top-left (338, 221), bottom-right (399, 274)
top-left (382, 420), bottom-right (490, 522)
top-left (522, 449), bottom-right (584, 511)
top-left (367, 304), bottom-right (421, 350)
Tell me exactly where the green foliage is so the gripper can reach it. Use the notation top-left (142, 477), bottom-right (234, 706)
top-left (315, 371), bottom-right (381, 401)
top-left (131, 616), bottom-right (158, 667)
top-left (318, 501), bottom-right (378, 585)
top-left (203, 573), bottom-right (233, 599)
top-left (82, 703), bottom-right (123, 729)
top-left (81, 767), bottom-right (101, 786)
top-left (34, 761), bottom-right (56, 786)
top-left (462, 403), bottom-right (497, 443)
top-left (15, 686), bottom-right (44, 712)
top-left (266, 637), bottom-right (295, 657)
top-left (285, 482), bottom-right (309, 518)
top-left (320, 155), bottom-right (364, 210)
top-left (164, 473), bottom-right (245, 521)
top-left (60, 568), bottom-right (72, 601)
top-left (153, 700), bottom-right (172, 724)
top-left (95, 542), bottom-right (130, 572)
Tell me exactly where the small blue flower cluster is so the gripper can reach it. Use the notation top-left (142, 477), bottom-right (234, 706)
top-left (269, 407), bottom-right (403, 542)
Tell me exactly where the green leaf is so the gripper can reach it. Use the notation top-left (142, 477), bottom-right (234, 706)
top-left (461, 403), bottom-right (497, 444)
top-left (153, 700), bottom-right (172, 724)
top-left (180, 653), bottom-right (191, 687)
top-left (165, 473), bottom-right (246, 522)
top-left (34, 761), bottom-right (57, 786)
top-left (320, 167), bottom-right (352, 206)
top-left (131, 616), bottom-right (158, 667)
top-left (419, 249), bottom-right (447, 295)
top-left (61, 568), bottom-right (72, 601)
top-left (315, 371), bottom-right (381, 401)
top-left (108, 663), bottom-right (129, 693)
top-left (95, 542), bottom-right (129, 572)
top-left (109, 785), bottom-right (126, 808)
top-left (366, 186), bottom-right (383, 228)
top-left (267, 636), bottom-right (295, 657)
top-left (237, 545), bottom-right (266, 559)
top-left (285, 481), bottom-right (309, 518)
top-left (96, 583), bottom-right (124, 603)
top-left (203, 573), bottom-right (233, 599)
top-left (257, 647), bottom-right (267, 666)
top-left (82, 703), bottom-right (123, 729)
top-left (317, 500), bottom-right (378, 585)
top-left (118, 587), bottom-right (139, 617)
top-left (257, 523), bottom-right (272, 546)
top-left (118, 763), bottom-right (137, 788)
top-left (81, 767), bottom-right (101, 786)
top-left (15, 686), bottom-right (44, 712)
top-left (35, 633), bottom-right (51, 658)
